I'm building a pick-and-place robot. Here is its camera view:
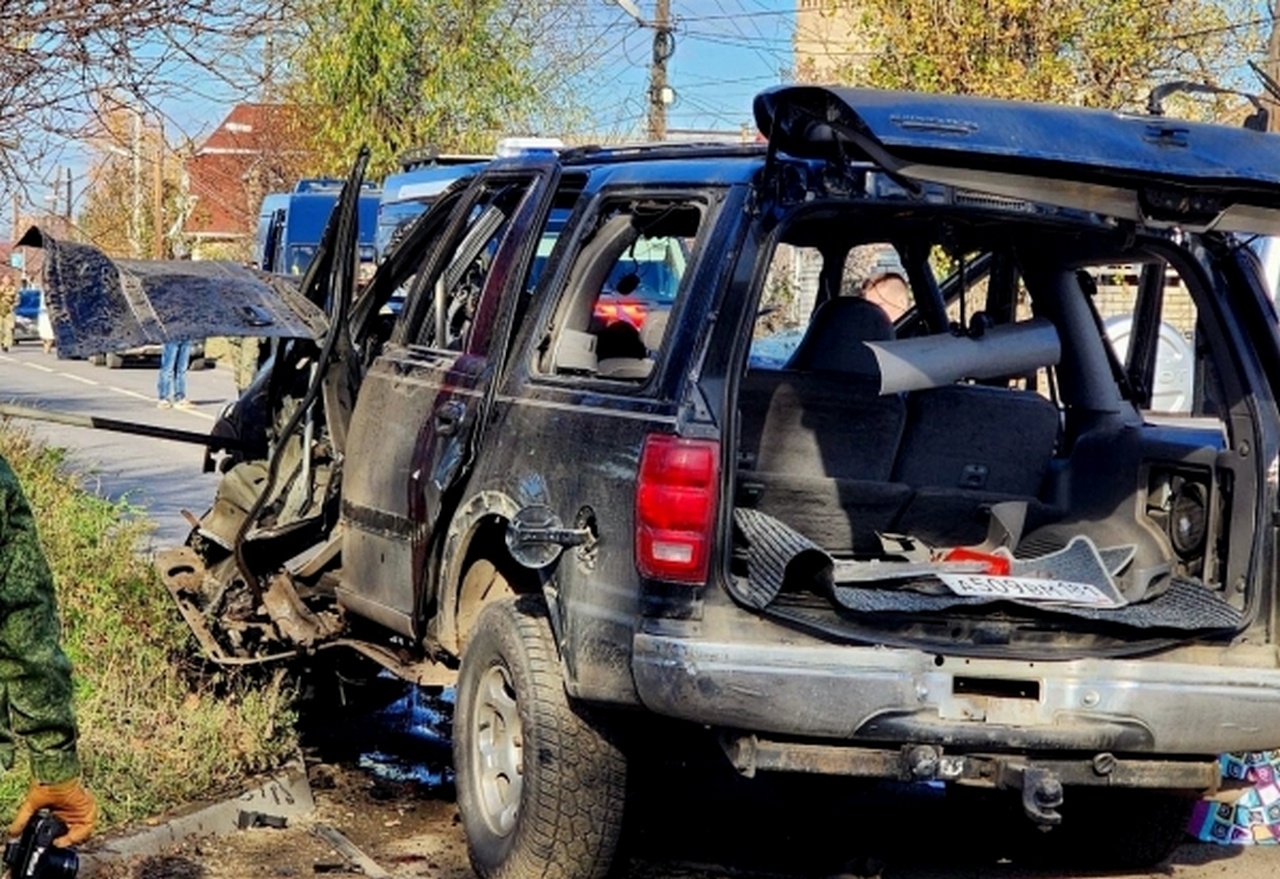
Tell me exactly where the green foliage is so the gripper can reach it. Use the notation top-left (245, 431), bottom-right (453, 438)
top-left (282, 0), bottom-right (587, 177)
top-left (0, 427), bottom-right (297, 829)
top-left (833, 0), bottom-right (1261, 112)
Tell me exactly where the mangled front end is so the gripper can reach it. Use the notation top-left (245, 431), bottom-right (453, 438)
top-left (24, 157), bottom-right (374, 667)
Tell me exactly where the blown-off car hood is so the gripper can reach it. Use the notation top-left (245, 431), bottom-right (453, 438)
top-left (17, 227), bottom-right (329, 359)
top-left (754, 86), bottom-right (1280, 234)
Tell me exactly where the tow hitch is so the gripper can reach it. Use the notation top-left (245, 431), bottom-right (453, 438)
top-left (1009, 765), bottom-right (1065, 827)
top-left (720, 734), bottom-right (1218, 827)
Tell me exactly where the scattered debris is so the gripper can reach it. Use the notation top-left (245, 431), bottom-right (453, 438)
top-left (311, 823), bottom-right (391, 879)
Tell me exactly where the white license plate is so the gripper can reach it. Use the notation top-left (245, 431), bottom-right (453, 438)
top-left (936, 573), bottom-right (1123, 608)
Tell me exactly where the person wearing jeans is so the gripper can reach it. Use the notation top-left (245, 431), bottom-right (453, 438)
top-left (157, 340), bottom-right (193, 409)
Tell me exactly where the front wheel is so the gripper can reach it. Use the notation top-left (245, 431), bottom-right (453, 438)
top-left (454, 595), bottom-right (627, 879)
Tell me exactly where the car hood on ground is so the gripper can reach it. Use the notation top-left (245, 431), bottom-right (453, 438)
top-left (18, 227), bottom-right (329, 359)
top-left (754, 85), bottom-right (1280, 234)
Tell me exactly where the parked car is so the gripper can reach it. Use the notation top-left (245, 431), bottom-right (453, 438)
top-left (13, 287), bottom-right (40, 342)
top-left (34, 87), bottom-right (1280, 877)
top-left (87, 342), bottom-right (206, 370)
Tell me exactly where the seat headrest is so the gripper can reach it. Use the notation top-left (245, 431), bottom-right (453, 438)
top-left (785, 296), bottom-right (894, 372)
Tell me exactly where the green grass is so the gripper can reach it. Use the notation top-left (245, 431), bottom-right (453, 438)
top-left (0, 427), bottom-right (299, 828)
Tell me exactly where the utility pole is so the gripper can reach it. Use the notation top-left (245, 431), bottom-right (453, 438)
top-left (613, 0), bottom-right (677, 142)
top-left (48, 168), bottom-right (60, 220)
top-left (153, 118), bottom-right (165, 258)
top-left (1269, 0), bottom-right (1280, 132)
top-left (131, 106), bottom-right (143, 258)
top-left (648, 0), bottom-right (674, 142)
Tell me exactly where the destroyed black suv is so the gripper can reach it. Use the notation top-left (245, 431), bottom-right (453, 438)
top-left (31, 86), bottom-right (1280, 877)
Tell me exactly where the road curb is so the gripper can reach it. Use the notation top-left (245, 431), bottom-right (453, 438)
top-left (80, 756), bottom-right (315, 875)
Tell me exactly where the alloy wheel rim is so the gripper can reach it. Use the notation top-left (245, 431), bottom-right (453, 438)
top-left (473, 662), bottom-right (523, 836)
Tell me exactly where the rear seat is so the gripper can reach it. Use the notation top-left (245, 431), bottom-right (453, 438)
top-left (738, 298), bottom-right (1063, 553)
top-left (737, 371), bottom-right (911, 553)
top-left (737, 297), bottom-right (911, 554)
top-left (891, 384), bottom-right (1062, 546)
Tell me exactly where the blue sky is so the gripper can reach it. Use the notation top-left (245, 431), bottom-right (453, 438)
top-left (157, 1), bottom-right (798, 139)
top-left (583, 0), bottom-right (796, 135)
top-left (30, 1), bottom-right (1280, 217)
top-left (36, 1), bottom-right (795, 217)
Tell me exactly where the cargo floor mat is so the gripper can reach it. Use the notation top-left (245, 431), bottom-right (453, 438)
top-left (732, 508), bottom-right (1242, 631)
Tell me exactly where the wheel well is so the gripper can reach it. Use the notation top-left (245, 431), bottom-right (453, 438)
top-left (452, 516), bottom-right (542, 651)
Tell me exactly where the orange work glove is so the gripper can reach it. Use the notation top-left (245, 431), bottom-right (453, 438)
top-left (7, 778), bottom-right (97, 846)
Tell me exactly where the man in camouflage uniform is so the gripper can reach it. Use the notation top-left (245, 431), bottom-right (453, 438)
top-left (0, 457), bottom-right (96, 846)
top-left (226, 335), bottom-right (266, 393)
top-left (0, 275), bottom-right (16, 352)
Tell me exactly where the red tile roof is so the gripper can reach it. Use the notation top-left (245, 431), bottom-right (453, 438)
top-left (183, 103), bottom-right (300, 240)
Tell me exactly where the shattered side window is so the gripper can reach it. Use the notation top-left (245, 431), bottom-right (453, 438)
top-left (750, 244), bottom-right (820, 369)
top-left (538, 196), bottom-right (706, 383)
top-left (401, 180), bottom-right (536, 353)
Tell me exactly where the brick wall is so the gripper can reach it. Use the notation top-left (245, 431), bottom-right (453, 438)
top-left (1090, 265), bottom-right (1196, 338)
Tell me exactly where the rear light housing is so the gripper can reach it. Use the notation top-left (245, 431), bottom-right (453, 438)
top-left (635, 434), bottom-right (720, 584)
top-left (594, 297), bottom-right (649, 329)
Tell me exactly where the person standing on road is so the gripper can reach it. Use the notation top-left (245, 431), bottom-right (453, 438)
top-left (0, 456), bottom-right (97, 847)
top-left (0, 275), bottom-right (16, 352)
top-left (157, 340), bottom-right (194, 409)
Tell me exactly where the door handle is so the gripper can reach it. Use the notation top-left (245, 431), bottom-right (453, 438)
top-left (434, 400), bottom-right (467, 436)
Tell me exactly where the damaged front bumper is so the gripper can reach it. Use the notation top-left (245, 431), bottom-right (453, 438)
top-left (632, 628), bottom-right (1280, 763)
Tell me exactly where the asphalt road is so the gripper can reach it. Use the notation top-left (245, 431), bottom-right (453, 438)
top-left (0, 341), bottom-right (238, 552)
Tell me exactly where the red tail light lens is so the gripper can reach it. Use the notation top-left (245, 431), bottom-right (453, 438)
top-left (593, 298), bottom-right (649, 329)
top-left (635, 434), bottom-right (720, 583)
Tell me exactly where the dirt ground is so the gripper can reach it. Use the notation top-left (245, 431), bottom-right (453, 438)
top-left (84, 757), bottom-right (1280, 879)
top-left (78, 671), bottom-right (1280, 879)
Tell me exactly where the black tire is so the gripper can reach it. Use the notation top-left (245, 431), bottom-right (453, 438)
top-left (105, 351), bottom-right (124, 369)
top-left (188, 357), bottom-right (206, 371)
top-left (454, 594), bottom-right (627, 879)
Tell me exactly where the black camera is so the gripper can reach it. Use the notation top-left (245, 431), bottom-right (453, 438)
top-left (3, 809), bottom-right (78, 878)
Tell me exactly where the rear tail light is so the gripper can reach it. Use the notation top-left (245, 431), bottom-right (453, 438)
top-left (635, 434), bottom-right (720, 583)
top-left (593, 299), bottom-right (649, 329)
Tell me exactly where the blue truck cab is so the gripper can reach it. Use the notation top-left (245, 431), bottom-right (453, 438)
top-left (375, 140), bottom-right (564, 261)
top-left (375, 155), bottom-right (490, 261)
top-left (255, 178), bottom-right (380, 277)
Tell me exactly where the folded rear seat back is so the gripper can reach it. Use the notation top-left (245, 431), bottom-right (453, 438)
top-left (737, 295), bottom-right (914, 554)
top-left (737, 370), bottom-right (911, 554)
top-left (891, 384), bottom-right (1062, 546)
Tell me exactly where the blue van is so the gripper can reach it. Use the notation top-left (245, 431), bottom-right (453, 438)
top-left (255, 179), bottom-right (380, 277)
top-left (376, 160), bottom-right (488, 261)
top-left (13, 287), bottom-right (40, 342)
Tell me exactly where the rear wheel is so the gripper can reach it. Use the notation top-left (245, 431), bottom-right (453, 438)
top-left (88, 353), bottom-right (105, 366)
top-left (454, 595), bottom-right (627, 879)
top-left (105, 351), bottom-right (124, 369)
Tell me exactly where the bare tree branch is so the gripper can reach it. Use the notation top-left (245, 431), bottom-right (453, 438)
top-left (0, 1), bottom-right (289, 198)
